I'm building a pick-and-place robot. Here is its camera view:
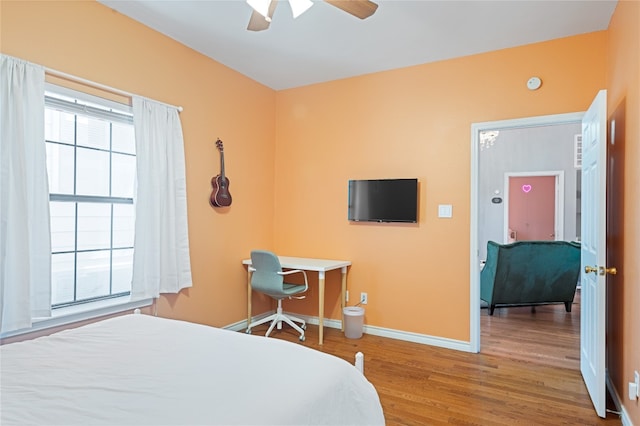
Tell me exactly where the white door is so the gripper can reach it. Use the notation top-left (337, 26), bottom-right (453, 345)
top-left (580, 89), bottom-right (609, 418)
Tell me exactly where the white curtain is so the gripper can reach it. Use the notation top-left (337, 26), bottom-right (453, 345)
top-left (0, 55), bottom-right (51, 333)
top-left (131, 97), bottom-right (192, 299)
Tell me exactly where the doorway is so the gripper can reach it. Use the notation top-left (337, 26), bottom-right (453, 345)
top-left (505, 172), bottom-right (564, 242)
top-left (470, 112), bottom-right (583, 352)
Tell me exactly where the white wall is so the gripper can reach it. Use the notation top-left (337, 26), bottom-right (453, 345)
top-left (478, 122), bottom-right (581, 259)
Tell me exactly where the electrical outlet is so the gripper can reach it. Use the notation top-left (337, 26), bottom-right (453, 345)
top-left (345, 290), bottom-right (349, 303)
top-left (629, 371), bottom-right (640, 400)
top-left (360, 292), bottom-right (368, 305)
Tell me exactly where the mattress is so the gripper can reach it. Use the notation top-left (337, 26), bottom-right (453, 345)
top-left (0, 314), bottom-right (384, 425)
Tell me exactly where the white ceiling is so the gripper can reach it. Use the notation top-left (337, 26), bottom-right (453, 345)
top-left (97, 0), bottom-right (617, 90)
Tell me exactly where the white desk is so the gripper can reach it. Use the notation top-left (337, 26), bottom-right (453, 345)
top-left (242, 256), bottom-right (351, 345)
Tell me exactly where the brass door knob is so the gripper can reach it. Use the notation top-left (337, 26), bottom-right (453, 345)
top-left (585, 266), bottom-right (598, 274)
top-left (600, 266), bottom-right (617, 276)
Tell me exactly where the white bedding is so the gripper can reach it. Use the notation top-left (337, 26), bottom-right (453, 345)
top-left (0, 314), bottom-right (384, 425)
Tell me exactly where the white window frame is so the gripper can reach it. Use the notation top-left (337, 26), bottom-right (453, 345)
top-left (7, 85), bottom-right (153, 339)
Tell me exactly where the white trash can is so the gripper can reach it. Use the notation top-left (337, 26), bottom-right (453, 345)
top-left (343, 306), bottom-right (365, 339)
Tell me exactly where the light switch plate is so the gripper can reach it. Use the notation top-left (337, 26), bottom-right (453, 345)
top-left (438, 204), bottom-right (453, 218)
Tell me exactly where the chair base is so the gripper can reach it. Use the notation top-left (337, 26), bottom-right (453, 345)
top-left (247, 300), bottom-right (306, 341)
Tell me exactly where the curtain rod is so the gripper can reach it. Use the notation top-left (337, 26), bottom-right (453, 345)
top-left (45, 67), bottom-right (184, 113)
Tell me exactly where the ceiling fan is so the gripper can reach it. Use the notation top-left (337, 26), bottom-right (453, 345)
top-left (246, 0), bottom-right (378, 32)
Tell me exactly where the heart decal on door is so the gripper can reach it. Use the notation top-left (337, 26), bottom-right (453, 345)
top-left (522, 184), bottom-right (532, 193)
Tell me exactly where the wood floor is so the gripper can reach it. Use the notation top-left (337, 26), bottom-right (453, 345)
top-left (247, 291), bottom-right (622, 425)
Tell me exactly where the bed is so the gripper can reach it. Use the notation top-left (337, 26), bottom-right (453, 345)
top-left (0, 314), bottom-right (384, 425)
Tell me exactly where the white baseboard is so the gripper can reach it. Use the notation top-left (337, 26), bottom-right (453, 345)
top-left (607, 371), bottom-right (634, 425)
top-left (225, 312), bottom-right (472, 353)
top-left (224, 311), bottom-right (276, 332)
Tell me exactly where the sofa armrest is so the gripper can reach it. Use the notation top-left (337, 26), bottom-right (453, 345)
top-left (480, 241), bottom-right (500, 303)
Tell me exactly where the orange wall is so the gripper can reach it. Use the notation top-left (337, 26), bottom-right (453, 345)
top-left (273, 32), bottom-right (607, 340)
top-left (0, 0), bottom-right (277, 326)
top-left (606, 0), bottom-right (640, 423)
top-left (1, 0), bottom-right (609, 338)
top-left (3, 0), bottom-right (638, 419)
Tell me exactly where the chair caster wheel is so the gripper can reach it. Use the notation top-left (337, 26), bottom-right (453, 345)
top-left (299, 335), bottom-right (306, 342)
top-left (246, 329), bottom-right (252, 334)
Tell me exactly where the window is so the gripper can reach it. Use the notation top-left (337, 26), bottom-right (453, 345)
top-left (45, 86), bottom-right (136, 308)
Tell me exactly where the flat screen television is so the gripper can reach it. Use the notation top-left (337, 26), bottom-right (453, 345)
top-left (348, 178), bottom-right (418, 223)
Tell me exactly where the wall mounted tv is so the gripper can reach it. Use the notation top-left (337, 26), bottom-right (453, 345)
top-left (348, 178), bottom-right (418, 223)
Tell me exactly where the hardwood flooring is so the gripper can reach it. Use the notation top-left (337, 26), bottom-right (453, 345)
top-left (246, 291), bottom-right (622, 425)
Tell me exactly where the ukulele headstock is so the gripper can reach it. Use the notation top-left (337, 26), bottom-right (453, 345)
top-left (215, 138), bottom-right (224, 152)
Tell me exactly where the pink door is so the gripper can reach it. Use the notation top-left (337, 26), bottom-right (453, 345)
top-left (508, 175), bottom-right (556, 241)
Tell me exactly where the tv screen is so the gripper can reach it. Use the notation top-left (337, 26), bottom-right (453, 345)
top-left (348, 179), bottom-right (418, 223)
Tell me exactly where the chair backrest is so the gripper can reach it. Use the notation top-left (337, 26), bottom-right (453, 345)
top-left (481, 240), bottom-right (581, 304)
top-left (250, 250), bottom-right (285, 297)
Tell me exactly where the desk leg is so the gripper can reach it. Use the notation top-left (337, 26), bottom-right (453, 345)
top-left (247, 268), bottom-right (253, 329)
top-left (318, 271), bottom-right (325, 345)
top-left (341, 266), bottom-right (347, 331)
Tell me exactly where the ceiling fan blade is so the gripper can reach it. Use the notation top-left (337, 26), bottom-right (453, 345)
top-left (247, 0), bottom-right (278, 32)
top-left (325, 0), bottom-right (378, 19)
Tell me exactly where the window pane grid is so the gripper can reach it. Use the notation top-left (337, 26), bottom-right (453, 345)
top-left (46, 89), bottom-right (135, 309)
top-left (49, 201), bottom-right (134, 308)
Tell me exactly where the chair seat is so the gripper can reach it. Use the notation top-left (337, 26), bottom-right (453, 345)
top-left (262, 283), bottom-right (306, 299)
top-left (283, 283), bottom-right (307, 295)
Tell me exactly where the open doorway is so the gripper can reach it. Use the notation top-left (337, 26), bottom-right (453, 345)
top-left (469, 112), bottom-right (583, 352)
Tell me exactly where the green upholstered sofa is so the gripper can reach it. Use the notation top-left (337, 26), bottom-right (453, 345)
top-left (480, 240), bottom-right (581, 315)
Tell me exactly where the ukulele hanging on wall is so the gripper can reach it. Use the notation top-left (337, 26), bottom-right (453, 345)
top-left (210, 138), bottom-right (232, 207)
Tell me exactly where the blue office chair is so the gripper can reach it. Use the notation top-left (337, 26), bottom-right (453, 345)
top-left (246, 250), bottom-right (308, 341)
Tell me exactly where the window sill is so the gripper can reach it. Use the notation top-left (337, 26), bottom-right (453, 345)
top-left (0, 296), bottom-right (153, 340)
